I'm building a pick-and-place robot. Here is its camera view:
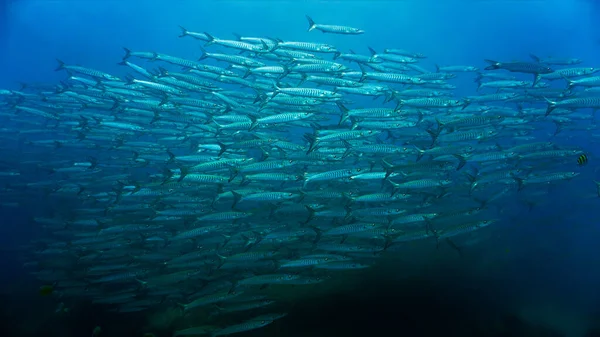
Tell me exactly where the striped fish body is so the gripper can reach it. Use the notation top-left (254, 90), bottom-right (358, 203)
top-left (211, 319), bottom-right (274, 337)
top-left (323, 223), bottom-right (380, 236)
top-left (540, 67), bottom-right (599, 80)
top-left (401, 98), bottom-right (466, 108)
top-left (437, 220), bottom-right (496, 239)
top-left (484, 60), bottom-right (553, 74)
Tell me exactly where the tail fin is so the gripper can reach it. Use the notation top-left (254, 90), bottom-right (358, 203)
top-left (178, 26), bottom-right (189, 38)
top-left (414, 144), bottom-right (426, 161)
top-left (122, 48), bottom-right (132, 60)
top-left (336, 102), bottom-right (350, 125)
top-left (560, 73), bottom-right (575, 91)
top-left (461, 98), bottom-right (471, 110)
top-left (358, 64), bottom-right (368, 82)
top-left (542, 97), bottom-right (557, 116)
top-left (304, 133), bottom-right (319, 154)
top-left (55, 59), bottom-right (66, 71)
top-left (306, 15), bottom-right (317, 32)
top-left (198, 46), bottom-right (208, 61)
top-left (203, 32), bottom-right (216, 46)
top-left (483, 59), bottom-right (500, 71)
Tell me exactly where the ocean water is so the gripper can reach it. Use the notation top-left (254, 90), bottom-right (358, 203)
top-left (2, 1), bottom-right (600, 337)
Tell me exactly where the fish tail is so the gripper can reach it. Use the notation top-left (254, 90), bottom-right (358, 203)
top-left (302, 205), bottom-right (316, 226)
top-left (305, 15), bottom-right (316, 32)
top-left (445, 238), bottom-right (463, 258)
top-left (176, 303), bottom-right (187, 312)
top-left (297, 72), bottom-right (307, 86)
top-left (413, 144), bottom-right (426, 161)
top-left (216, 141), bottom-right (228, 156)
top-left (309, 224), bottom-right (323, 243)
top-left (341, 140), bottom-right (353, 158)
top-left (380, 157), bottom-right (395, 180)
top-left (55, 59), bottom-right (65, 71)
top-left (386, 178), bottom-right (402, 197)
top-left (542, 97), bottom-right (557, 116)
top-left (198, 46), bottom-right (208, 61)
top-left (534, 74), bottom-right (542, 87)
top-left (177, 25), bottom-right (188, 38)
top-left (452, 154), bottom-right (467, 171)
top-left (358, 64), bottom-right (368, 82)
top-left (561, 74), bottom-right (575, 91)
top-left (383, 90), bottom-right (395, 104)
top-left (304, 133), bottom-right (318, 154)
top-left (203, 32), bottom-right (216, 46)
top-left (483, 59), bottom-right (500, 70)
top-left (464, 173), bottom-right (478, 193)
top-left (513, 176), bottom-right (525, 191)
top-left (461, 98), bottom-right (471, 110)
top-left (230, 190), bottom-right (242, 209)
top-left (426, 128), bottom-right (440, 146)
top-left (176, 165), bottom-right (190, 183)
top-left (337, 103), bottom-right (350, 125)
top-left (122, 47), bottom-right (131, 60)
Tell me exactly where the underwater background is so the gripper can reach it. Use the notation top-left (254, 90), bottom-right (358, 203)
top-left (2, 1), bottom-right (600, 337)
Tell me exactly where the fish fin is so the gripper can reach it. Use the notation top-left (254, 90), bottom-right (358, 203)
top-left (483, 59), bottom-right (500, 70)
top-left (203, 32), bottom-right (216, 46)
top-left (542, 96), bottom-right (557, 116)
top-left (55, 59), bottom-right (66, 71)
top-left (529, 53), bottom-right (540, 62)
top-left (531, 73), bottom-right (539, 88)
top-left (305, 15), bottom-right (316, 32)
top-left (122, 47), bottom-right (132, 60)
top-left (445, 238), bottom-right (463, 258)
top-left (177, 26), bottom-right (188, 38)
top-left (453, 154), bottom-right (467, 171)
top-left (198, 46), bottom-right (208, 60)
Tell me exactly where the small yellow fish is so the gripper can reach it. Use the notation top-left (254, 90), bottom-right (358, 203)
top-left (577, 153), bottom-right (588, 166)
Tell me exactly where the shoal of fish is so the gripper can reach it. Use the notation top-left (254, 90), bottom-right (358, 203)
top-left (0, 15), bottom-right (597, 337)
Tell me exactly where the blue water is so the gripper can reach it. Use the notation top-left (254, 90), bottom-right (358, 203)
top-left (3, 1), bottom-right (600, 336)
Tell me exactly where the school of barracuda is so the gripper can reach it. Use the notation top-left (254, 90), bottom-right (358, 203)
top-left (0, 15), bottom-right (597, 336)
